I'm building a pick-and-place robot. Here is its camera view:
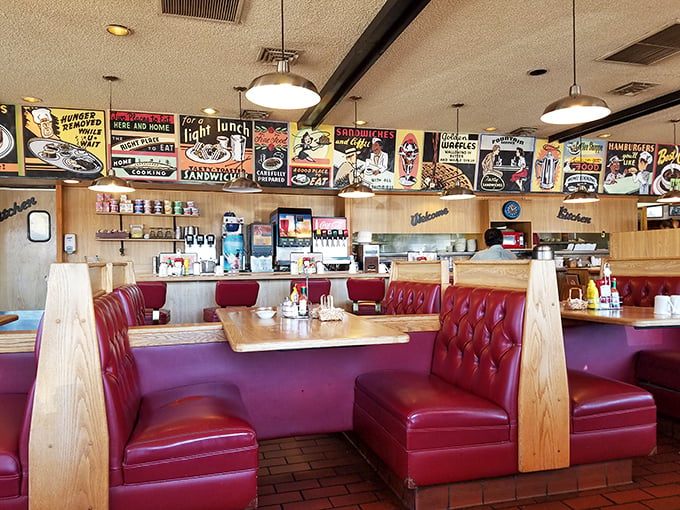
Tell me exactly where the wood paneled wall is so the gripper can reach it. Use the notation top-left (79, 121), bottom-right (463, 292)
top-left (610, 229), bottom-right (680, 259)
top-left (62, 187), bottom-right (344, 274)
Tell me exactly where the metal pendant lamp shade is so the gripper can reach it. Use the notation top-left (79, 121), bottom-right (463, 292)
top-left (657, 120), bottom-right (680, 203)
top-left (224, 87), bottom-right (262, 193)
top-left (563, 183), bottom-right (600, 203)
top-left (441, 180), bottom-right (476, 200)
top-left (246, 0), bottom-right (320, 110)
top-left (89, 76), bottom-right (135, 193)
top-left (540, 0), bottom-right (610, 125)
top-left (88, 168), bottom-right (135, 193)
top-left (339, 97), bottom-right (374, 198)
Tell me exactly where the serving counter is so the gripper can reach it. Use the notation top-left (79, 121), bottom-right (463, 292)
top-left (137, 271), bottom-right (388, 323)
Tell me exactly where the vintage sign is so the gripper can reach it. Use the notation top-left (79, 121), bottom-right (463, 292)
top-left (253, 121), bottom-right (288, 187)
top-left (476, 134), bottom-right (535, 193)
top-left (0, 104), bottom-right (21, 175)
top-left (603, 141), bottom-right (656, 195)
top-left (331, 126), bottom-right (396, 190)
top-left (178, 115), bottom-right (252, 183)
top-left (22, 106), bottom-right (106, 179)
top-left (110, 111), bottom-right (178, 181)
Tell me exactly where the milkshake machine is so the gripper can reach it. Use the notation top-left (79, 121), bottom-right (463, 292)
top-left (270, 208), bottom-right (312, 271)
top-left (222, 212), bottom-right (244, 272)
top-left (184, 229), bottom-right (218, 273)
top-left (312, 216), bottom-right (351, 269)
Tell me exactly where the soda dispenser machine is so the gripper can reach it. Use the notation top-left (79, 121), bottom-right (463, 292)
top-left (222, 212), bottom-right (244, 272)
top-left (312, 216), bottom-right (351, 268)
top-left (247, 223), bottom-right (273, 272)
top-left (270, 208), bottom-right (312, 271)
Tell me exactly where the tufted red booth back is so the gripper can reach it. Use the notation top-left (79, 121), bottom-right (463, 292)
top-left (93, 293), bottom-right (142, 485)
top-left (615, 276), bottom-right (680, 307)
top-left (381, 281), bottom-right (441, 315)
top-left (432, 285), bottom-right (525, 420)
top-left (113, 284), bottom-right (146, 327)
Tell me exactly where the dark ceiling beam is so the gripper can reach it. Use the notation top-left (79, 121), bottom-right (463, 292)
top-left (548, 89), bottom-right (680, 143)
top-left (297, 0), bottom-right (431, 128)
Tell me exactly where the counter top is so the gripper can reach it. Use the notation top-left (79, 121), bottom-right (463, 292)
top-left (561, 305), bottom-right (680, 328)
top-left (136, 271), bottom-right (390, 282)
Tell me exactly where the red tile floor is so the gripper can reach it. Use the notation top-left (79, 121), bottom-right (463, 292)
top-left (256, 417), bottom-right (680, 510)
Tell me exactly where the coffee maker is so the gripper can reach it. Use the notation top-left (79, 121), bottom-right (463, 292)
top-left (185, 230), bottom-right (218, 273)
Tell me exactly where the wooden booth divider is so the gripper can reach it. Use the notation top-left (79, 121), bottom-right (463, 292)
top-left (454, 259), bottom-right (570, 473)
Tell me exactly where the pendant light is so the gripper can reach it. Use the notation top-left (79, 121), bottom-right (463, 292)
top-left (338, 96), bottom-right (374, 198)
top-left (657, 120), bottom-right (680, 203)
top-left (540, 0), bottom-right (610, 125)
top-left (245, 0), bottom-right (320, 110)
top-left (223, 87), bottom-right (262, 193)
top-left (89, 76), bottom-right (135, 193)
top-left (563, 137), bottom-right (599, 203)
top-left (441, 104), bottom-right (475, 200)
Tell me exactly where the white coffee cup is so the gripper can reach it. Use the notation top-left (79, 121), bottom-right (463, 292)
top-left (671, 295), bottom-right (680, 316)
top-left (654, 295), bottom-right (672, 316)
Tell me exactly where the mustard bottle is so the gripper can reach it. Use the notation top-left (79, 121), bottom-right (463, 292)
top-left (586, 280), bottom-right (599, 309)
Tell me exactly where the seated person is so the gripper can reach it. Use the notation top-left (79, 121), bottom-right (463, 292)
top-left (470, 228), bottom-right (517, 261)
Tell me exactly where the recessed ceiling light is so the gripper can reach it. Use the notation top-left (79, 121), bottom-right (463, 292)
top-left (22, 96), bottom-right (42, 103)
top-left (598, 133), bottom-right (612, 138)
top-left (106, 24), bottom-right (132, 36)
top-left (527, 68), bottom-right (548, 76)
top-left (354, 120), bottom-right (367, 126)
top-left (201, 107), bottom-right (218, 115)
top-left (484, 127), bottom-right (497, 132)
top-left (63, 179), bottom-right (80, 184)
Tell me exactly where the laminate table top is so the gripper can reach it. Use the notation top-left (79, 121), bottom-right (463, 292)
top-left (217, 308), bottom-right (409, 352)
top-left (561, 305), bottom-right (680, 328)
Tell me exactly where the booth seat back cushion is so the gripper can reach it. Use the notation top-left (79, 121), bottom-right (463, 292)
top-left (432, 285), bottom-right (525, 418)
top-left (93, 293), bottom-right (143, 482)
top-left (615, 276), bottom-right (680, 307)
top-left (381, 281), bottom-right (441, 315)
top-left (113, 284), bottom-right (146, 327)
top-left (290, 279), bottom-right (331, 304)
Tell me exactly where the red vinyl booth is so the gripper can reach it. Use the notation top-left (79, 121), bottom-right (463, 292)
top-left (203, 281), bottom-right (260, 322)
top-left (381, 280), bottom-right (441, 315)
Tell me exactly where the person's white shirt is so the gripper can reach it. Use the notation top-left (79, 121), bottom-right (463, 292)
top-left (470, 244), bottom-right (517, 261)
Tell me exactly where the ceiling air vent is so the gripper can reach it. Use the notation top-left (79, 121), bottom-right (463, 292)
top-left (257, 47), bottom-right (301, 65)
top-left (609, 81), bottom-right (658, 96)
top-left (241, 109), bottom-right (271, 121)
top-left (161, 0), bottom-right (244, 24)
top-left (600, 22), bottom-right (680, 65)
top-left (508, 127), bottom-right (538, 137)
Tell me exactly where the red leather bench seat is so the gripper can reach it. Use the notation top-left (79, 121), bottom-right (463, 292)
top-left (0, 394), bottom-right (26, 501)
top-left (354, 286), bottom-right (525, 487)
top-left (204, 281), bottom-right (260, 322)
top-left (636, 350), bottom-right (680, 419)
top-left (568, 369), bottom-right (656, 465)
top-left (381, 281), bottom-right (441, 315)
top-left (94, 292), bottom-right (258, 510)
top-left (113, 284), bottom-right (147, 326)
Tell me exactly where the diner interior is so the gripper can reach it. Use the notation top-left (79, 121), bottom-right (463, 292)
top-left (2, 1), bottom-right (680, 510)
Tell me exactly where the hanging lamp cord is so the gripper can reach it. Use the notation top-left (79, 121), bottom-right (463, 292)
top-left (571, 0), bottom-right (577, 86)
top-left (238, 89), bottom-right (245, 178)
top-left (280, 0), bottom-right (285, 58)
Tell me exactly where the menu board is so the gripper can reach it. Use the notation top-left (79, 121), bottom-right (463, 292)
top-left (652, 142), bottom-right (680, 196)
top-left (603, 141), bottom-right (656, 195)
top-left (560, 138), bottom-right (606, 193)
top-left (178, 115), bottom-right (252, 183)
top-left (476, 134), bottom-right (535, 193)
top-left (109, 111), bottom-right (178, 181)
top-left (253, 120), bottom-right (288, 187)
top-left (531, 139), bottom-right (563, 193)
top-left (22, 106), bottom-right (106, 178)
top-left (0, 104), bottom-right (20, 175)
top-left (289, 123), bottom-right (333, 188)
